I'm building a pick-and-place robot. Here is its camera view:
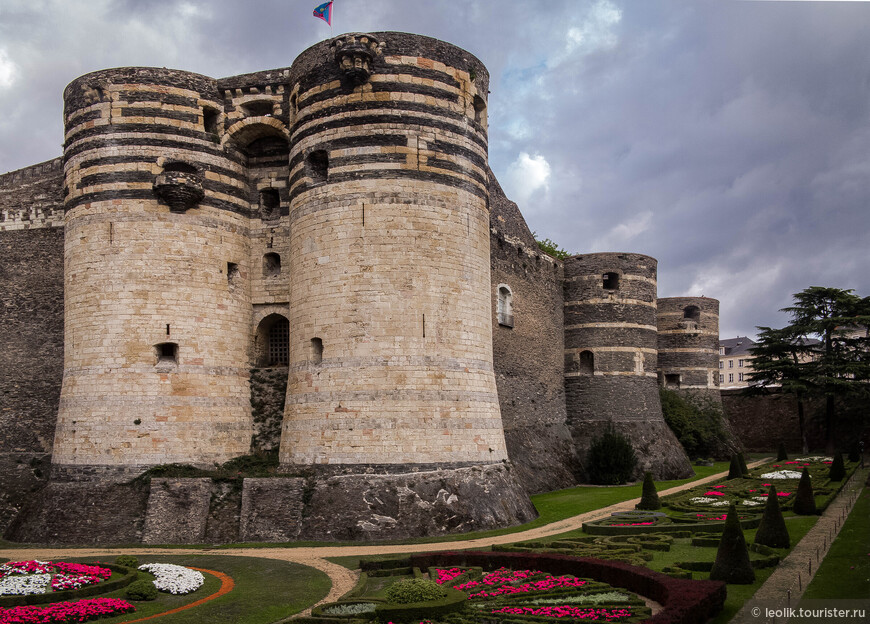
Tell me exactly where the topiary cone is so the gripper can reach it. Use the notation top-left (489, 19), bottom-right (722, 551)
top-left (738, 452), bottom-right (749, 476)
top-left (777, 442), bottom-right (788, 462)
top-left (727, 454), bottom-right (742, 480)
top-left (828, 452), bottom-right (846, 481)
top-left (636, 471), bottom-right (661, 510)
top-left (793, 466), bottom-right (817, 515)
top-left (754, 484), bottom-right (790, 549)
top-left (709, 503), bottom-right (755, 584)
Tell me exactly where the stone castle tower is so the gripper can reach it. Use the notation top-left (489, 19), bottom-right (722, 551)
top-left (0, 32), bottom-right (729, 544)
top-left (656, 296), bottom-right (721, 397)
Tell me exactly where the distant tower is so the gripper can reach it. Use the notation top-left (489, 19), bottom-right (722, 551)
top-left (278, 33), bottom-right (510, 470)
top-left (656, 297), bottom-right (721, 398)
top-left (52, 68), bottom-right (253, 478)
top-left (563, 253), bottom-right (692, 479)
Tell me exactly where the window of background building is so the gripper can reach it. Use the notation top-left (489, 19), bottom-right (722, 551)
top-left (739, 373), bottom-right (744, 381)
top-left (739, 359), bottom-right (744, 367)
top-left (729, 360), bottom-right (733, 368)
top-left (719, 361), bottom-right (723, 369)
top-left (728, 373), bottom-right (734, 383)
top-left (719, 374), bottom-right (724, 383)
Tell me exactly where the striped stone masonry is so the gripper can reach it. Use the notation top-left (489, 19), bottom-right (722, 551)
top-left (657, 296), bottom-right (721, 393)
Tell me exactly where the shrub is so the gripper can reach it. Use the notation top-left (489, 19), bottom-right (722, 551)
top-left (384, 579), bottom-right (446, 604)
top-left (793, 466), bottom-right (817, 515)
top-left (777, 443), bottom-right (788, 462)
top-left (709, 504), bottom-right (755, 584)
top-left (587, 426), bottom-right (637, 485)
top-left (114, 555), bottom-right (139, 569)
top-left (659, 388), bottom-right (727, 459)
top-left (828, 452), bottom-right (846, 481)
top-left (636, 472), bottom-right (661, 510)
top-left (727, 454), bottom-right (742, 480)
top-left (754, 485), bottom-right (790, 549)
top-left (737, 452), bottom-right (749, 476)
top-left (125, 579), bottom-right (158, 601)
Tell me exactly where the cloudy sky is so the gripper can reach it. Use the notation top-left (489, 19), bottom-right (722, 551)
top-left (1, 0), bottom-right (868, 338)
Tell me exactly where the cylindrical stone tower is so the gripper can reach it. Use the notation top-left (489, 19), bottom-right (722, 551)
top-left (656, 297), bottom-right (721, 397)
top-left (53, 68), bottom-right (253, 479)
top-left (279, 33), bottom-right (509, 470)
top-left (563, 253), bottom-right (691, 479)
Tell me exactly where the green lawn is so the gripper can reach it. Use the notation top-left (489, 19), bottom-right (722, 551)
top-left (801, 485), bottom-right (870, 601)
top-left (55, 555), bottom-right (331, 624)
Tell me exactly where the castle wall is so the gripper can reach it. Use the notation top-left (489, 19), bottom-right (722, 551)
top-left (488, 176), bottom-right (577, 493)
top-left (563, 253), bottom-right (692, 479)
top-left (53, 68), bottom-right (255, 478)
top-left (656, 296), bottom-right (721, 396)
top-left (0, 160), bottom-right (65, 532)
top-left (279, 33), bottom-right (508, 468)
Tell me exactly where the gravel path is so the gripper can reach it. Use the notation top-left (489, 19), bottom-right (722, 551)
top-left (0, 462), bottom-right (767, 613)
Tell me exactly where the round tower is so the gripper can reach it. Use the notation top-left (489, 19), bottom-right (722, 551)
top-left (563, 253), bottom-right (691, 479)
top-left (53, 68), bottom-right (253, 479)
top-left (279, 33), bottom-right (509, 470)
top-left (656, 296), bottom-right (721, 398)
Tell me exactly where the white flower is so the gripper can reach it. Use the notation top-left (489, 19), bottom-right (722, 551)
top-left (760, 470), bottom-right (804, 479)
top-left (0, 573), bottom-right (50, 596)
top-left (710, 500), bottom-right (730, 506)
top-left (752, 496), bottom-right (767, 502)
top-left (742, 500), bottom-right (762, 506)
top-left (795, 456), bottom-right (832, 463)
top-left (138, 563), bottom-right (204, 595)
top-left (689, 497), bottom-right (717, 504)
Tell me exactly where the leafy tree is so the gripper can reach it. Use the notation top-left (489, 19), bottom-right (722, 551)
top-left (747, 287), bottom-right (870, 453)
top-left (532, 231), bottom-right (572, 260)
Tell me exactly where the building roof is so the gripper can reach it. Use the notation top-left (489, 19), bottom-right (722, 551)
top-left (719, 336), bottom-right (757, 357)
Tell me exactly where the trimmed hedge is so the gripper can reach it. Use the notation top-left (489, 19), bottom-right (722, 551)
top-left (0, 563), bottom-right (138, 608)
top-left (374, 586), bottom-right (467, 622)
top-left (409, 551), bottom-right (726, 624)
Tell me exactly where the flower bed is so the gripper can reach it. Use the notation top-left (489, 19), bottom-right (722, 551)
top-left (0, 597), bottom-right (135, 624)
top-left (411, 551), bottom-right (725, 624)
top-left (138, 563), bottom-right (204, 595)
top-left (0, 561), bottom-right (112, 599)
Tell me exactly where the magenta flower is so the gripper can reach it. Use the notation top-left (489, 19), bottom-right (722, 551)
top-left (703, 491), bottom-right (726, 496)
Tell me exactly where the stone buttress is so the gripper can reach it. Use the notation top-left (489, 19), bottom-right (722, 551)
top-left (563, 253), bottom-right (692, 479)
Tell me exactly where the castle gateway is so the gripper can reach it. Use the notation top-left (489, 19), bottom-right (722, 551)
top-left (0, 33), bottom-right (719, 544)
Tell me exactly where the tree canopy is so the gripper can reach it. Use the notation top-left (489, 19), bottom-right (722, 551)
top-left (747, 287), bottom-right (870, 452)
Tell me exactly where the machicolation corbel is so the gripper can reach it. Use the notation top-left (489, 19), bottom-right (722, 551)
top-left (331, 33), bottom-right (384, 86)
top-left (153, 167), bottom-right (204, 213)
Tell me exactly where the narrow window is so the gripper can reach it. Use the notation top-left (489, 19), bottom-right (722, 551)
top-left (307, 150), bottom-right (329, 184)
top-left (719, 361), bottom-right (724, 369)
top-left (729, 360), bottom-right (733, 368)
top-left (155, 342), bottom-right (178, 365)
top-left (227, 262), bottom-right (240, 285)
top-left (263, 253), bottom-right (281, 277)
top-left (203, 107), bottom-right (219, 135)
top-left (311, 337), bottom-right (323, 364)
top-left (259, 188), bottom-right (280, 220)
top-left (472, 95), bottom-right (486, 123)
top-left (603, 272), bottom-right (619, 290)
top-left (579, 350), bottom-right (594, 375)
top-left (728, 373), bottom-right (734, 383)
top-left (738, 359), bottom-right (744, 368)
top-left (719, 374), bottom-right (724, 383)
top-left (683, 305), bottom-right (701, 324)
top-left (497, 285), bottom-right (514, 328)
top-left (664, 373), bottom-right (681, 389)
top-left (739, 372), bottom-right (744, 382)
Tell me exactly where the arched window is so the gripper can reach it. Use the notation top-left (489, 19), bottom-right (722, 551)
top-left (579, 350), bottom-right (594, 375)
top-left (254, 314), bottom-right (289, 367)
top-left (497, 285), bottom-right (514, 328)
top-left (263, 253), bottom-right (281, 277)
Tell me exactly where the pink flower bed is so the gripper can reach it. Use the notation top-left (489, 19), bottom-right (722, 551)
top-left (0, 561), bottom-right (111, 595)
top-left (434, 568), bottom-right (465, 585)
top-left (0, 598), bottom-right (134, 624)
top-left (703, 491), bottom-right (725, 497)
top-left (455, 567), bottom-right (588, 599)
top-left (492, 605), bottom-right (635, 620)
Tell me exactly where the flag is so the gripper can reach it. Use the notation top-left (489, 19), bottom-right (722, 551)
top-left (313, 1), bottom-right (332, 26)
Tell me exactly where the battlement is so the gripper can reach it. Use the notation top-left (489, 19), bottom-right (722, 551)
top-left (0, 158), bottom-right (64, 231)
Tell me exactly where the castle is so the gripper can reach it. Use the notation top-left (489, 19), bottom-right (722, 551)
top-left (0, 32), bottom-right (726, 543)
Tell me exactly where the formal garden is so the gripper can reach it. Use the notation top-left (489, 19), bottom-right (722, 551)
top-left (0, 453), bottom-right (864, 624)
